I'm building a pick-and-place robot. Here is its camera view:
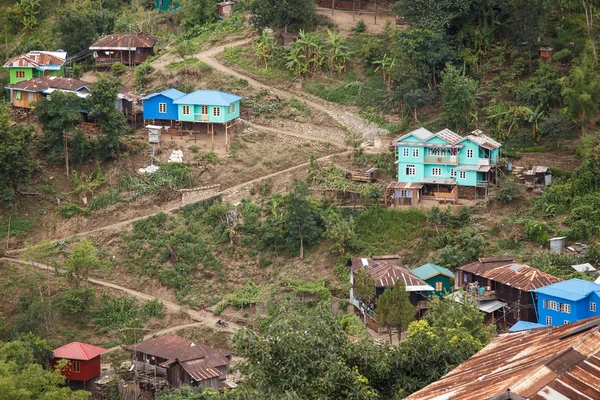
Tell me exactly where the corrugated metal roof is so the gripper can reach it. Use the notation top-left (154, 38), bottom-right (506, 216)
top-left (54, 342), bottom-right (106, 361)
top-left (180, 354), bottom-right (229, 382)
top-left (405, 317), bottom-right (600, 400)
top-left (457, 257), bottom-right (516, 275)
top-left (458, 129), bottom-right (502, 149)
top-left (351, 256), bottom-right (434, 291)
top-left (126, 335), bottom-right (230, 362)
top-left (140, 88), bottom-right (185, 101)
top-left (572, 263), bottom-right (596, 273)
top-left (393, 127), bottom-right (435, 143)
top-left (532, 279), bottom-right (600, 302)
top-left (412, 263), bottom-right (454, 280)
top-left (435, 129), bottom-right (463, 144)
top-left (524, 166), bottom-right (549, 175)
top-left (479, 263), bottom-right (562, 292)
top-left (3, 51), bottom-right (67, 69)
top-left (387, 182), bottom-right (424, 190)
top-left (90, 32), bottom-right (157, 50)
top-left (5, 77), bottom-right (91, 92)
top-left (173, 90), bottom-right (242, 106)
top-left (422, 177), bottom-right (456, 185)
top-left (508, 321), bottom-right (548, 333)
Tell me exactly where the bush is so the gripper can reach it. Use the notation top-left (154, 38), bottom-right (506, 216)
top-left (135, 61), bottom-right (155, 88)
top-left (201, 152), bottom-right (218, 165)
top-left (59, 203), bottom-right (90, 219)
top-left (188, 145), bottom-right (199, 153)
top-left (352, 19), bottom-right (366, 33)
top-left (111, 62), bottom-right (127, 76)
top-left (494, 180), bottom-right (523, 203)
top-left (524, 219), bottom-right (550, 245)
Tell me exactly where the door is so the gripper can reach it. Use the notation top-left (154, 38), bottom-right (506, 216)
top-left (44, 70), bottom-right (50, 77)
top-left (201, 105), bottom-right (208, 121)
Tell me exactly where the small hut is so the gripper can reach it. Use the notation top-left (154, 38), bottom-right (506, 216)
top-left (351, 167), bottom-right (378, 183)
top-left (217, 1), bottom-right (235, 18)
top-left (52, 342), bottom-right (107, 388)
top-left (523, 166), bottom-right (551, 190)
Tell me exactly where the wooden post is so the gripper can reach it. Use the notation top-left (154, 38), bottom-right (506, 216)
top-left (332, 0), bottom-right (335, 15)
top-left (225, 121), bottom-right (229, 152)
top-left (211, 123), bottom-right (214, 150)
top-left (374, 2), bottom-right (377, 25)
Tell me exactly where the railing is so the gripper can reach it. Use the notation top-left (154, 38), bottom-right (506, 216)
top-left (424, 155), bottom-right (459, 164)
top-left (476, 180), bottom-right (489, 187)
top-left (478, 158), bottom-right (491, 166)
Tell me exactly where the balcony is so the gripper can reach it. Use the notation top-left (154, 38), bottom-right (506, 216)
top-left (476, 180), bottom-right (489, 187)
top-left (424, 155), bottom-right (459, 165)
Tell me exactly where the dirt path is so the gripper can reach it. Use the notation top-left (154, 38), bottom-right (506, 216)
top-left (1, 259), bottom-right (240, 337)
top-left (194, 38), bottom-right (387, 143)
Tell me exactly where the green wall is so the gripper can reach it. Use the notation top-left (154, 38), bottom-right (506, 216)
top-left (425, 275), bottom-right (453, 298)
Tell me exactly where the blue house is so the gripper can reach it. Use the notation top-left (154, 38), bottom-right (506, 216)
top-left (173, 90), bottom-right (241, 124)
top-left (388, 128), bottom-right (501, 206)
top-left (532, 279), bottom-right (600, 327)
top-left (140, 88), bottom-right (185, 122)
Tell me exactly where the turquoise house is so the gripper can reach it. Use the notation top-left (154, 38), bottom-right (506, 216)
top-left (389, 128), bottom-right (501, 205)
top-left (154, 0), bottom-right (179, 11)
top-left (173, 90), bottom-right (241, 123)
top-left (411, 263), bottom-right (454, 298)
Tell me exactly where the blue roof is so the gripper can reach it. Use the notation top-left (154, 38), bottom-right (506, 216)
top-left (508, 321), bottom-right (548, 333)
top-left (140, 88), bottom-right (185, 101)
top-left (532, 278), bottom-right (600, 301)
top-left (173, 90), bottom-right (242, 106)
top-left (411, 263), bottom-right (454, 280)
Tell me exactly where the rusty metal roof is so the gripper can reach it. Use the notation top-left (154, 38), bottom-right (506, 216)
top-left (435, 128), bottom-right (463, 144)
top-left (405, 317), bottom-right (600, 400)
top-left (3, 51), bottom-right (67, 69)
top-left (457, 257), bottom-right (516, 275)
top-left (479, 263), bottom-right (562, 292)
top-left (180, 354), bottom-right (229, 382)
top-left (350, 256), bottom-right (434, 291)
top-left (387, 182), bottom-right (424, 190)
top-left (90, 32), bottom-right (157, 50)
top-left (524, 166), bottom-right (549, 175)
top-left (5, 77), bottom-right (91, 92)
top-left (126, 335), bottom-right (230, 362)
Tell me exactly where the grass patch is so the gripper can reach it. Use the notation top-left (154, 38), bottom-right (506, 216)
top-left (0, 214), bottom-right (36, 238)
top-left (355, 208), bottom-right (426, 254)
top-left (166, 58), bottom-right (213, 72)
top-left (221, 46), bottom-right (293, 82)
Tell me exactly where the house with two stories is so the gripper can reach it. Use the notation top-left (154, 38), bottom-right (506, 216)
top-left (349, 255), bottom-right (434, 321)
top-left (455, 258), bottom-right (562, 326)
top-left (90, 32), bottom-right (157, 66)
top-left (532, 278), bottom-right (600, 327)
top-left (411, 263), bottom-right (454, 298)
top-left (3, 50), bottom-right (67, 84)
top-left (127, 335), bottom-right (232, 390)
top-left (389, 128), bottom-right (501, 206)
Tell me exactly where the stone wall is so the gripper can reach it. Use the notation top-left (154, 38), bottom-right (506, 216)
top-left (458, 185), bottom-right (477, 200)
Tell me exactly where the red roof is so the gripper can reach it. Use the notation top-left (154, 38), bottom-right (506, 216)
top-left (350, 256), bottom-right (433, 290)
top-left (53, 342), bottom-right (107, 361)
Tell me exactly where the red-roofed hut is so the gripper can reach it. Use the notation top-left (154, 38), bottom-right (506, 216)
top-left (52, 342), bottom-right (107, 386)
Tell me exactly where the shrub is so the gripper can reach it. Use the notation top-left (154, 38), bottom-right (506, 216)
top-left (59, 203), bottom-right (90, 219)
top-left (201, 152), bottom-right (218, 165)
top-left (135, 61), bottom-right (155, 88)
top-left (494, 180), bottom-right (523, 203)
top-left (111, 62), bottom-right (127, 76)
top-left (189, 145), bottom-right (199, 153)
top-left (524, 219), bottom-right (550, 245)
top-left (352, 19), bottom-right (366, 33)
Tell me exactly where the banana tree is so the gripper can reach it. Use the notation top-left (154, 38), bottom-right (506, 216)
top-left (327, 29), bottom-right (348, 75)
top-left (373, 54), bottom-right (396, 86)
top-left (253, 31), bottom-right (276, 69)
top-left (526, 104), bottom-right (545, 141)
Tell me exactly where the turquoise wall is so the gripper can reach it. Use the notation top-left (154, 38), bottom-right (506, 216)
top-left (457, 141), bottom-right (479, 165)
top-left (177, 100), bottom-right (240, 123)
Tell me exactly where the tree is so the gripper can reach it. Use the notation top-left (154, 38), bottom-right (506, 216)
top-left (232, 304), bottom-right (377, 399)
top-left (0, 105), bottom-right (35, 204)
top-left (157, 387), bottom-right (217, 399)
top-left (391, 0), bottom-right (480, 32)
top-left (87, 77), bottom-right (128, 160)
top-left (34, 91), bottom-right (83, 176)
top-left (561, 52), bottom-right (600, 123)
top-left (250, 0), bottom-right (316, 32)
top-left (324, 209), bottom-right (355, 255)
top-left (353, 269), bottom-right (375, 323)
top-left (283, 180), bottom-right (323, 258)
top-left (179, 0), bottom-right (216, 31)
top-left (375, 281), bottom-right (414, 343)
top-left (440, 64), bottom-right (478, 132)
top-left (171, 41), bottom-right (196, 75)
top-left (56, 287), bottom-right (96, 325)
top-left (254, 31), bottom-right (277, 69)
top-left (64, 239), bottom-right (100, 288)
top-left (57, 1), bottom-right (117, 55)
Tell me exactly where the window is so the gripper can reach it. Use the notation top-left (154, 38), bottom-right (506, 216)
top-left (182, 105), bottom-right (190, 115)
top-left (28, 92), bottom-right (34, 101)
top-left (435, 282), bottom-right (443, 291)
top-left (467, 149), bottom-right (474, 158)
top-left (159, 102), bottom-right (167, 113)
top-left (591, 302), bottom-right (597, 312)
top-left (72, 361), bottom-right (80, 372)
top-left (459, 171), bottom-right (466, 179)
top-left (545, 316), bottom-right (552, 325)
top-left (432, 167), bottom-right (442, 176)
top-left (405, 164), bottom-right (416, 176)
top-left (201, 105), bottom-right (208, 115)
top-left (543, 300), bottom-right (548, 309)
top-left (231, 103), bottom-right (236, 113)
top-left (15, 91), bottom-right (21, 100)
top-left (564, 320), bottom-right (570, 325)
top-left (16, 70), bottom-right (25, 78)
top-left (400, 190), bottom-right (408, 197)
top-left (450, 169), bottom-right (456, 178)
top-left (560, 303), bottom-right (571, 314)
top-left (227, 105), bottom-right (231, 114)
top-left (412, 148), bottom-right (419, 157)
top-left (548, 300), bottom-right (558, 311)
top-left (403, 148), bottom-right (409, 157)
top-left (213, 107), bottom-right (221, 117)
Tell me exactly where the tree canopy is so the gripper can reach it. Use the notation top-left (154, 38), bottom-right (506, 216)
top-left (250, 0), bottom-right (316, 32)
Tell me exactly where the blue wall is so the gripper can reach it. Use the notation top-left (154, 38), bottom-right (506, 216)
top-left (143, 94), bottom-right (180, 121)
top-left (536, 292), bottom-right (600, 326)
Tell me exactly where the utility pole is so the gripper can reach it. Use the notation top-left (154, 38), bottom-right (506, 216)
top-left (332, 0), bottom-right (335, 15)
top-left (119, 327), bottom-right (151, 398)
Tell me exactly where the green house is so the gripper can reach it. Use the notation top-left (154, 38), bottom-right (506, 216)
top-left (3, 51), bottom-right (67, 84)
top-left (411, 263), bottom-right (454, 298)
top-left (154, 0), bottom-right (179, 11)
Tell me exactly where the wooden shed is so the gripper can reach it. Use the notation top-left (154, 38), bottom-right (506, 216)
top-left (90, 33), bottom-right (157, 66)
top-left (351, 167), bottom-right (378, 182)
top-left (217, 1), bottom-right (235, 18)
top-left (523, 166), bottom-right (551, 189)
top-left (52, 342), bottom-right (106, 387)
top-left (385, 182), bottom-right (423, 206)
